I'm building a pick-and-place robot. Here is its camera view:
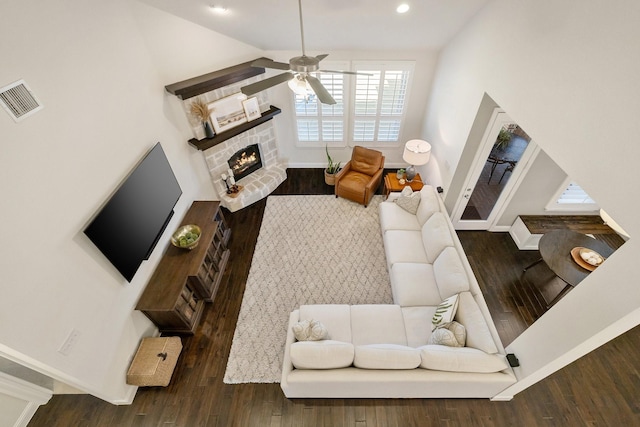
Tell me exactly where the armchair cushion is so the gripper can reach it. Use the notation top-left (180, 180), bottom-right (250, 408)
top-left (350, 146), bottom-right (384, 175)
top-left (335, 146), bottom-right (385, 207)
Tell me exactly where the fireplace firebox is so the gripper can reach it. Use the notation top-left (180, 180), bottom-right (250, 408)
top-left (228, 144), bottom-right (263, 181)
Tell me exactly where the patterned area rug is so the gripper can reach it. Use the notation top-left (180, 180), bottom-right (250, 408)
top-left (223, 195), bottom-right (392, 383)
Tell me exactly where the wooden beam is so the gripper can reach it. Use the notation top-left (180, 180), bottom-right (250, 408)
top-left (165, 58), bottom-right (267, 100)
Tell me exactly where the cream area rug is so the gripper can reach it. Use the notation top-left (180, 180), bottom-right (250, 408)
top-left (223, 195), bottom-right (392, 383)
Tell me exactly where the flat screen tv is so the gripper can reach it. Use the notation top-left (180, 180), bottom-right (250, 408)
top-left (84, 142), bottom-right (182, 282)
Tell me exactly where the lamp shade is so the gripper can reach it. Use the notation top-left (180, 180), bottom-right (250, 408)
top-left (403, 139), bottom-right (431, 166)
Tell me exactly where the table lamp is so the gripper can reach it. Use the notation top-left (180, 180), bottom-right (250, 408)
top-left (402, 139), bottom-right (431, 182)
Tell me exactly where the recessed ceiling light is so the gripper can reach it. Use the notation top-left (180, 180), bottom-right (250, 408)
top-left (210, 4), bottom-right (228, 14)
top-left (396, 4), bottom-right (410, 14)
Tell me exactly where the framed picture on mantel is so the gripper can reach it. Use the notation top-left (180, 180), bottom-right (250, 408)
top-left (243, 97), bottom-right (261, 122)
top-left (208, 93), bottom-right (248, 134)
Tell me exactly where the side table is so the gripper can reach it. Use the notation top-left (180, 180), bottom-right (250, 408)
top-left (384, 172), bottom-right (424, 199)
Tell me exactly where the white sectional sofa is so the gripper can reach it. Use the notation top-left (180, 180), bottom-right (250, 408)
top-left (280, 186), bottom-right (516, 398)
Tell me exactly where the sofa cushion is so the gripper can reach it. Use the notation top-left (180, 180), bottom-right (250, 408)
top-left (390, 263), bottom-right (442, 306)
top-left (432, 294), bottom-right (460, 330)
top-left (401, 306), bottom-right (437, 347)
top-left (433, 247), bottom-right (470, 299)
top-left (350, 305), bottom-right (407, 346)
top-left (421, 212), bottom-right (455, 262)
top-left (427, 321), bottom-right (466, 347)
top-left (416, 186), bottom-right (441, 226)
top-left (290, 340), bottom-right (355, 369)
top-left (292, 319), bottom-right (328, 341)
top-left (383, 230), bottom-right (428, 268)
top-left (418, 345), bottom-right (509, 373)
top-left (354, 344), bottom-right (421, 369)
top-left (299, 305), bottom-right (352, 342)
top-left (379, 201), bottom-right (421, 233)
top-left (455, 292), bottom-right (499, 354)
top-left (395, 186), bottom-right (421, 214)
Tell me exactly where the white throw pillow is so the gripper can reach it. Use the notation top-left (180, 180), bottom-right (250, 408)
top-left (428, 321), bottom-right (466, 347)
top-left (432, 294), bottom-right (460, 330)
top-left (292, 319), bottom-right (328, 341)
top-left (354, 344), bottom-right (421, 369)
top-left (445, 321), bottom-right (467, 346)
top-left (418, 345), bottom-right (509, 373)
top-left (290, 340), bottom-right (354, 369)
top-left (427, 328), bottom-right (461, 347)
top-left (394, 186), bottom-right (421, 214)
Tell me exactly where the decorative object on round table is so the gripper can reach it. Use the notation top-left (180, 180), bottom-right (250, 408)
top-left (570, 246), bottom-right (605, 271)
top-left (171, 224), bottom-right (201, 250)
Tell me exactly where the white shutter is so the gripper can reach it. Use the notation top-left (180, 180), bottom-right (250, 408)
top-left (292, 60), bottom-right (414, 146)
top-left (557, 182), bottom-right (596, 204)
top-left (546, 179), bottom-right (599, 211)
top-left (351, 61), bottom-right (413, 144)
top-left (294, 61), bottom-right (348, 145)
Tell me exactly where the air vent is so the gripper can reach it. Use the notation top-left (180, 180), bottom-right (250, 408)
top-left (0, 80), bottom-right (43, 122)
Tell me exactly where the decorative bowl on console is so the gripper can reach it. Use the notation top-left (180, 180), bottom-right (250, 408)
top-left (171, 224), bottom-right (201, 250)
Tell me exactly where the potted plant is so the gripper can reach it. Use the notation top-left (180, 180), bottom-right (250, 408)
top-left (494, 128), bottom-right (512, 151)
top-left (324, 145), bottom-right (341, 186)
top-left (190, 98), bottom-right (215, 139)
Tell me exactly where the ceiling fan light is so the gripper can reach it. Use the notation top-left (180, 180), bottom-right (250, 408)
top-left (288, 77), bottom-right (312, 96)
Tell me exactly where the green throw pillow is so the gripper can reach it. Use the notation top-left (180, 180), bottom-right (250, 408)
top-left (432, 294), bottom-right (460, 331)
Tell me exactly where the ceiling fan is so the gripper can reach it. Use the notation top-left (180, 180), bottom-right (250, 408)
top-left (240, 0), bottom-right (363, 105)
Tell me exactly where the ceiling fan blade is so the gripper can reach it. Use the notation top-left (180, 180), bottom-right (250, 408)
top-left (251, 58), bottom-right (291, 71)
top-left (319, 69), bottom-right (374, 76)
top-left (241, 72), bottom-right (294, 96)
top-left (315, 54), bottom-right (329, 62)
top-left (306, 75), bottom-right (336, 105)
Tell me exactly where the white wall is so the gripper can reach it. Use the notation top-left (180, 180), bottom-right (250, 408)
top-left (423, 0), bottom-right (640, 397)
top-left (0, 0), bottom-right (260, 406)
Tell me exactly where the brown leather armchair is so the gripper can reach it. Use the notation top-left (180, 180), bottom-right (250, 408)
top-left (335, 146), bottom-right (385, 207)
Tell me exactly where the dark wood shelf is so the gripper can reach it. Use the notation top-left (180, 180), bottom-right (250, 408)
top-left (188, 105), bottom-right (282, 151)
top-left (165, 58), bottom-right (267, 100)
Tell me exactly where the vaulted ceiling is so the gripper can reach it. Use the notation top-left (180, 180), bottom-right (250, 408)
top-left (139, 0), bottom-right (490, 51)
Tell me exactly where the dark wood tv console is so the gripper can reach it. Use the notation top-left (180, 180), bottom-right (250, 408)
top-left (136, 201), bottom-right (231, 334)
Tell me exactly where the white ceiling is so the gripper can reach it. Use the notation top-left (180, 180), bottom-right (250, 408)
top-left (139, 0), bottom-right (490, 52)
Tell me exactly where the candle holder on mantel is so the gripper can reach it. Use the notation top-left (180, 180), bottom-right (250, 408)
top-left (221, 173), bottom-right (242, 197)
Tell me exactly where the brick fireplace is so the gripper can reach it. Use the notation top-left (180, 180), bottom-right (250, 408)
top-left (180, 75), bottom-right (287, 212)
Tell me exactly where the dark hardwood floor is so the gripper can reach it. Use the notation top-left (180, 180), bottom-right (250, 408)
top-left (29, 169), bottom-right (639, 426)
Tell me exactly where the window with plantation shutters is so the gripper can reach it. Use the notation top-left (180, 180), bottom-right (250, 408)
top-left (351, 61), bottom-right (413, 144)
top-left (293, 60), bottom-right (414, 148)
top-left (546, 179), bottom-right (599, 211)
top-left (294, 62), bottom-right (347, 144)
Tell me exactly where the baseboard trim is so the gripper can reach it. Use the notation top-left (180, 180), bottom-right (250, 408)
top-left (490, 395), bottom-right (514, 401)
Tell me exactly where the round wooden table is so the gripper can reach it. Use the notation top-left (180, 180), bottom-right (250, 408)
top-left (524, 229), bottom-right (615, 306)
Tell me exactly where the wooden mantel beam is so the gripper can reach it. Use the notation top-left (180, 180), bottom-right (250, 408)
top-left (164, 58), bottom-right (267, 100)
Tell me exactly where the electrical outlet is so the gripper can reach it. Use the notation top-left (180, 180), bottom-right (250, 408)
top-left (58, 329), bottom-right (81, 356)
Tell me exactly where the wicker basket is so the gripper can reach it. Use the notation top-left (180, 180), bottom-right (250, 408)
top-left (126, 337), bottom-right (182, 387)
